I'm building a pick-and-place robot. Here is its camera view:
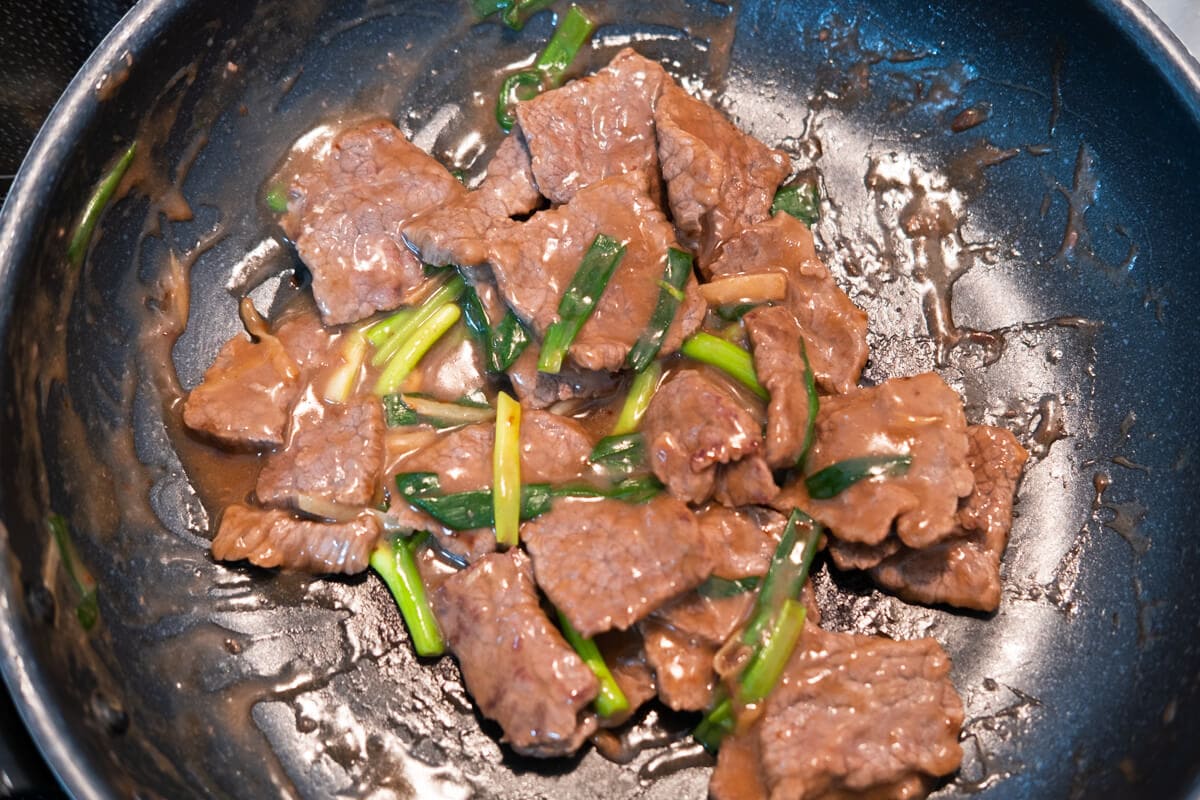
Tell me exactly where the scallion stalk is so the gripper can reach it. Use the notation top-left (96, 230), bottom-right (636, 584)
top-left (371, 276), bottom-right (465, 367)
top-left (46, 513), bottom-right (98, 630)
top-left (323, 331), bottom-right (368, 403)
top-left (493, 391), bottom-right (522, 547)
top-left (502, 0), bottom-right (554, 30)
top-left (741, 509), bottom-right (822, 651)
top-left (805, 455), bottom-right (913, 499)
top-left (796, 337), bottom-right (819, 468)
top-left (373, 304), bottom-right (462, 395)
top-left (557, 611), bottom-right (629, 717)
top-left (693, 696), bottom-right (734, 753)
top-left (496, 71), bottom-right (542, 133)
top-left (626, 248), bottom-right (693, 372)
top-left (364, 308), bottom-right (417, 347)
top-left (738, 599), bottom-right (807, 703)
top-left (588, 432), bottom-right (645, 474)
top-left (67, 142), bottom-right (137, 268)
top-left (680, 332), bottom-right (769, 400)
top-left (471, 0), bottom-right (511, 18)
top-left (495, 5), bottom-right (596, 131)
top-left (610, 360), bottom-right (662, 436)
top-left (771, 181), bottom-right (821, 226)
top-left (538, 233), bottom-right (626, 374)
top-left (370, 535), bottom-right (445, 657)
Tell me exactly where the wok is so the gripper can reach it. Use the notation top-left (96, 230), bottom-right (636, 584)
top-left (1, 0), bottom-right (1198, 797)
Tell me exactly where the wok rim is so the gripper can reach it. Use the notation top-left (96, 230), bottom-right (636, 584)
top-left (0, 0), bottom-right (1195, 797)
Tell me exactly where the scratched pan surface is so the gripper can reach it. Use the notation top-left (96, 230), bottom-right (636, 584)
top-left (0, 0), bottom-right (1198, 798)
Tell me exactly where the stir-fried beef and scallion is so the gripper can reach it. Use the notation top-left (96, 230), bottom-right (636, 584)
top-left (180, 7), bottom-right (1029, 797)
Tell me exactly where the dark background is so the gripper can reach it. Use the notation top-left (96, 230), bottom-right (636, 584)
top-left (0, 3), bottom-right (136, 793)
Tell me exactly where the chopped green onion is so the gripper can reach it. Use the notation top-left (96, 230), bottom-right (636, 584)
top-left (370, 535), bottom-right (445, 657)
top-left (611, 361), bottom-right (662, 436)
top-left (697, 575), bottom-right (760, 599)
top-left (532, 5), bottom-right (595, 84)
top-left (495, 5), bottom-right (596, 131)
top-left (460, 285), bottom-right (492, 341)
top-left (715, 303), bottom-right (756, 322)
top-left (364, 308), bottom-right (417, 347)
top-left (323, 331), bottom-right (368, 403)
top-left (371, 276), bottom-right (465, 367)
top-left (493, 391), bottom-right (522, 547)
top-left (502, 0), bottom-right (555, 30)
top-left (557, 610), bottom-right (630, 717)
top-left (67, 142), bottom-right (136, 268)
top-left (373, 304), bottom-right (462, 395)
top-left (489, 311), bottom-right (532, 371)
top-left (739, 599), bottom-right (807, 703)
top-left (626, 248), bottom-right (693, 372)
top-left (538, 233), bottom-right (626, 374)
top-left (264, 184), bottom-right (289, 213)
top-left (594, 475), bottom-right (662, 504)
top-left (396, 473), bottom-right (554, 530)
top-left (771, 181), bottom-right (821, 226)
top-left (796, 337), bottom-right (819, 468)
top-left (496, 70), bottom-right (542, 133)
top-left (471, 0), bottom-right (511, 18)
top-left (694, 696), bottom-right (734, 753)
top-left (589, 433), bottom-right (645, 475)
top-left (680, 332), bottom-right (769, 400)
top-left (805, 455), bottom-right (913, 500)
top-left (382, 394), bottom-right (496, 428)
top-left (741, 510), bottom-right (822, 652)
top-left (46, 514), bottom-right (98, 630)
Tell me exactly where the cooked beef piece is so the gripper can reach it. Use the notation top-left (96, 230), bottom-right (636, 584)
top-left (744, 305), bottom-right (814, 468)
top-left (523, 496), bottom-right (713, 638)
top-left (506, 346), bottom-right (622, 410)
top-left (403, 132), bottom-right (540, 267)
top-left (393, 409), bottom-right (593, 492)
top-left (653, 588), bottom-right (753, 647)
top-left (282, 120), bottom-right (464, 324)
top-left (256, 391), bottom-right (385, 509)
top-left (594, 629), bottom-right (657, 727)
top-left (212, 503), bottom-right (380, 574)
top-left (654, 82), bottom-right (790, 268)
top-left (183, 331), bottom-right (301, 450)
top-left (516, 49), bottom-right (668, 204)
top-left (710, 627), bottom-right (963, 800)
top-left (709, 214), bottom-right (868, 394)
top-left (826, 537), bottom-right (904, 572)
top-left (273, 311), bottom-right (335, 375)
top-left (434, 550), bottom-right (599, 757)
top-left (709, 734), bottom-right (768, 800)
top-left (487, 172), bottom-right (705, 372)
top-left (714, 455), bottom-right (779, 508)
top-left (698, 504), bottom-right (785, 580)
top-left (774, 373), bottom-right (973, 553)
top-left (476, 129), bottom-right (542, 217)
top-left (642, 370), bottom-right (764, 504)
top-left (869, 425), bottom-right (1029, 612)
top-left (641, 620), bottom-right (718, 711)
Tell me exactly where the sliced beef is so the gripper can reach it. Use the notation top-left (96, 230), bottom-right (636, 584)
top-left (869, 425), bottom-right (1028, 612)
top-left (714, 455), bottom-right (779, 508)
top-left (654, 82), bottom-right (790, 268)
top-left (212, 503), bottom-right (380, 574)
top-left (182, 331), bottom-right (301, 449)
top-left (256, 391), bottom-right (384, 509)
top-left (710, 627), bottom-right (963, 800)
top-left (408, 325), bottom-right (490, 402)
top-left (274, 311), bottom-right (335, 375)
top-left (282, 120), bottom-right (464, 324)
top-left (516, 49), bottom-right (668, 203)
top-left (433, 550), bottom-right (599, 757)
top-left (709, 734), bottom-right (768, 800)
top-left (641, 621), bottom-right (718, 711)
top-left (486, 172), bottom-right (705, 372)
top-left (594, 629), bottom-right (657, 727)
top-left (402, 132), bottom-right (540, 267)
top-left (744, 305), bottom-right (814, 467)
top-left (523, 495), bottom-right (713, 638)
top-left (775, 372), bottom-right (973, 553)
top-left (709, 214), bottom-right (868, 394)
top-left (642, 370), bottom-right (763, 504)
top-left (506, 346), bottom-right (621, 410)
top-left (698, 504), bottom-right (785, 580)
top-left (394, 408), bottom-right (593, 493)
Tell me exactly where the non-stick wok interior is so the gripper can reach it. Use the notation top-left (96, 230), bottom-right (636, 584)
top-left (1, 0), bottom-right (1199, 797)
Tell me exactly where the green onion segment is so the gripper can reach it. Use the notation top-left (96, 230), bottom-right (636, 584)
top-left (370, 535), bottom-right (445, 657)
top-left (679, 332), bottom-right (769, 400)
top-left (67, 142), bottom-right (137, 268)
top-left (610, 360), bottom-right (662, 437)
top-left (373, 303), bottom-right (462, 395)
top-left (626, 248), bottom-right (693, 372)
top-left (557, 610), bottom-right (630, 718)
top-left (805, 454), bottom-right (913, 500)
top-left (496, 6), bottom-right (596, 131)
top-left (771, 181), bottom-right (821, 226)
top-left (493, 391), bottom-right (523, 547)
top-left (46, 513), bottom-right (99, 630)
top-left (538, 233), bottom-right (626, 374)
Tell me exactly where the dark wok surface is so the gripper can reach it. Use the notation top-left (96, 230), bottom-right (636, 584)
top-left (1, 1), bottom-right (1199, 798)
